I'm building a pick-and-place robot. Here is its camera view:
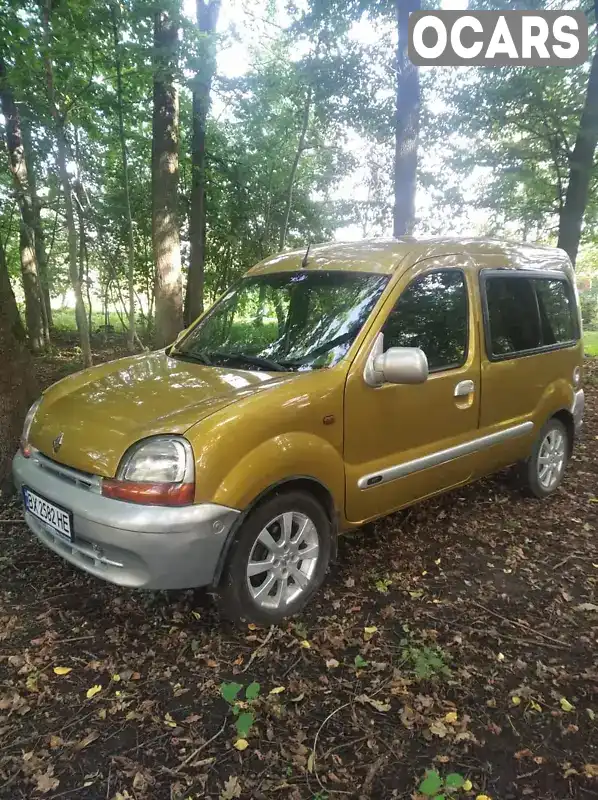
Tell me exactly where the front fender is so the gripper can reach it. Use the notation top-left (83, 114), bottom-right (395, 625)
top-left (211, 432), bottom-right (345, 514)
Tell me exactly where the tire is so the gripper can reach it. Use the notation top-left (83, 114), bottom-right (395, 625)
top-left (518, 417), bottom-right (569, 498)
top-left (217, 490), bottom-right (332, 626)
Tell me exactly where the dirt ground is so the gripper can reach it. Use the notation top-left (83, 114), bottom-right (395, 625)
top-left (1, 338), bottom-right (597, 800)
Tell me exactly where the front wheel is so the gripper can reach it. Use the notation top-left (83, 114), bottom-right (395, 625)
top-left (217, 491), bottom-right (332, 625)
top-left (518, 417), bottom-right (569, 498)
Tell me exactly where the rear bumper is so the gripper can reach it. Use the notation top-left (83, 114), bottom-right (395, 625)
top-left (572, 388), bottom-right (584, 433)
top-left (12, 450), bottom-right (239, 590)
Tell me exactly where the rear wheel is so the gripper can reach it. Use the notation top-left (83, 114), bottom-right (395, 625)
top-left (217, 491), bottom-right (332, 625)
top-left (518, 417), bottom-right (569, 498)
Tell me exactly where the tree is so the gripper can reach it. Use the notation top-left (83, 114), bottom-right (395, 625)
top-left (0, 235), bottom-right (38, 493)
top-left (0, 55), bottom-right (50, 352)
top-left (184, 0), bottom-right (221, 326)
top-left (558, 0), bottom-right (598, 265)
top-left (41, 0), bottom-right (92, 367)
top-left (152, 2), bottom-right (183, 348)
top-left (393, 0), bottom-right (420, 237)
top-left (111, 2), bottom-right (136, 351)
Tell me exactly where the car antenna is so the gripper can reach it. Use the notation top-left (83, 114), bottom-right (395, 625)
top-left (301, 241), bottom-right (311, 269)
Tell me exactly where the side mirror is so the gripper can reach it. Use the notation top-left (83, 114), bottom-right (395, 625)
top-left (364, 334), bottom-right (428, 386)
top-left (375, 346), bottom-right (429, 384)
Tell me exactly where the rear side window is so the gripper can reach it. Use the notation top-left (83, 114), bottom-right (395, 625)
top-left (383, 270), bottom-right (468, 371)
top-left (533, 279), bottom-right (576, 344)
top-left (483, 273), bottom-right (578, 359)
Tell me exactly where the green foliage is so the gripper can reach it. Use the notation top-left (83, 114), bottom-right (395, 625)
top-left (580, 295), bottom-right (597, 329)
top-left (401, 644), bottom-right (451, 682)
top-left (585, 331), bottom-right (598, 357)
top-left (220, 682), bottom-right (243, 704)
top-left (418, 769), bottom-right (465, 798)
top-left (220, 680), bottom-right (262, 740)
top-left (354, 654), bottom-right (369, 670)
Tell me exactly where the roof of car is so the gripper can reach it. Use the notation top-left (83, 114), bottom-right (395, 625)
top-left (246, 237), bottom-right (572, 277)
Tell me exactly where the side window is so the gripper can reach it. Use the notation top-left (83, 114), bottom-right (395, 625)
top-left (484, 277), bottom-right (541, 356)
top-left (533, 279), bottom-right (577, 344)
top-left (484, 274), bottom-right (578, 358)
top-left (383, 270), bottom-right (468, 372)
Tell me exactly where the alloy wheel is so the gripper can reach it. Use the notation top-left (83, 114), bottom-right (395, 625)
top-left (246, 511), bottom-right (320, 610)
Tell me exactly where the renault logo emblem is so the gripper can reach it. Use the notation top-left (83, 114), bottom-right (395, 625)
top-left (52, 432), bottom-right (64, 454)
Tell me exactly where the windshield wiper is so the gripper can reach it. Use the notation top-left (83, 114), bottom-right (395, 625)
top-left (209, 351), bottom-right (288, 372)
top-left (169, 350), bottom-right (212, 366)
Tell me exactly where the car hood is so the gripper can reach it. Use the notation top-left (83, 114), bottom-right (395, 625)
top-left (29, 350), bottom-right (287, 477)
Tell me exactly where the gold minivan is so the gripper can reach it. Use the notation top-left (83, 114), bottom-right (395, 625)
top-left (13, 238), bottom-right (584, 624)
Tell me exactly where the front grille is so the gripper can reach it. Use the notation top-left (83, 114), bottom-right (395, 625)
top-left (31, 450), bottom-right (102, 494)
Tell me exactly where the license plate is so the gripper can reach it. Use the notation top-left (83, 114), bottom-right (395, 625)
top-left (23, 487), bottom-right (73, 540)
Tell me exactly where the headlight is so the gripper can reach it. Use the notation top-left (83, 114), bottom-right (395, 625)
top-left (102, 436), bottom-right (195, 506)
top-left (20, 398), bottom-right (42, 457)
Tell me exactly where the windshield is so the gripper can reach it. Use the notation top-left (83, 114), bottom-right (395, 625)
top-left (174, 270), bottom-right (389, 372)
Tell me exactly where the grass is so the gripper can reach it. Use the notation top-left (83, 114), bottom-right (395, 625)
top-left (585, 329), bottom-right (598, 356)
top-left (50, 308), bottom-right (125, 333)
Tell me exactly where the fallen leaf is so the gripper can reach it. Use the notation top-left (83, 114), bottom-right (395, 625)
top-left (429, 720), bottom-right (448, 737)
top-left (325, 658), bottom-right (340, 669)
top-left (307, 752), bottom-right (315, 773)
top-left (86, 684), bottom-right (102, 699)
top-left (577, 603), bottom-right (598, 612)
top-left (220, 775), bottom-right (242, 800)
top-left (444, 711), bottom-right (458, 724)
top-left (112, 673), bottom-right (121, 682)
top-left (584, 764), bottom-right (598, 778)
top-left (34, 766), bottom-right (59, 794)
top-left (269, 686), bottom-right (285, 695)
top-left (53, 666), bottom-right (72, 676)
top-left (463, 779), bottom-right (473, 791)
top-left (192, 610), bottom-right (201, 620)
top-left (357, 694), bottom-right (391, 712)
top-left (530, 700), bottom-right (542, 712)
top-left (300, 640), bottom-right (311, 649)
top-left (560, 697), bottom-right (575, 712)
top-left (363, 625), bottom-right (378, 641)
top-left (475, 796), bottom-right (492, 800)
top-left (74, 730), bottom-right (100, 751)
top-left (234, 738), bottom-right (248, 751)
top-left (511, 696), bottom-right (521, 706)
top-left (164, 713), bottom-right (177, 728)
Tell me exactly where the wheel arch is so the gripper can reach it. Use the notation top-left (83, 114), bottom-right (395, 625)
top-left (551, 408), bottom-right (575, 456)
top-left (211, 475), bottom-right (338, 588)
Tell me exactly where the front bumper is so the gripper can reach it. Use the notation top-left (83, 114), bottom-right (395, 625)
top-left (572, 388), bottom-right (585, 433)
top-left (12, 450), bottom-right (239, 590)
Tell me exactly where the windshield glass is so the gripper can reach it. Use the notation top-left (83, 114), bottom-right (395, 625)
top-left (174, 270), bottom-right (389, 372)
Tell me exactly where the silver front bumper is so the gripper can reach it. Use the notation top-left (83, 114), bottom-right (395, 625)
top-left (572, 388), bottom-right (585, 433)
top-left (12, 450), bottom-right (239, 590)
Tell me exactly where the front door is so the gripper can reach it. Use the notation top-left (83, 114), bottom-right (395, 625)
top-left (344, 257), bottom-right (481, 524)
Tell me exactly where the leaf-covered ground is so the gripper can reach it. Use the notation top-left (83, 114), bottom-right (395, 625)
top-left (1, 339), bottom-right (598, 800)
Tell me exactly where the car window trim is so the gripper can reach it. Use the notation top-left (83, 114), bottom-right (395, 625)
top-left (382, 267), bottom-right (470, 374)
top-left (479, 269), bottom-right (580, 362)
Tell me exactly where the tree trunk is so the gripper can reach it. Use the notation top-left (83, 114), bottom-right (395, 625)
top-left (22, 118), bottom-right (53, 329)
top-left (41, 0), bottom-right (92, 367)
top-left (393, 0), bottom-right (421, 238)
top-left (0, 235), bottom-right (38, 494)
top-left (152, 4), bottom-right (183, 348)
top-left (184, 0), bottom-right (221, 326)
top-left (557, 0), bottom-right (598, 266)
top-left (279, 86), bottom-right (312, 251)
top-left (0, 55), bottom-right (49, 352)
top-left (111, 2), bottom-right (137, 351)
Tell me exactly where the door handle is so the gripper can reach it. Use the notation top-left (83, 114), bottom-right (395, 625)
top-left (454, 380), bottom-right (474, 398)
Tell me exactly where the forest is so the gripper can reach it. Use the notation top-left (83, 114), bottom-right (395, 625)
top-left (1, 0), bottom-right (598, 798)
